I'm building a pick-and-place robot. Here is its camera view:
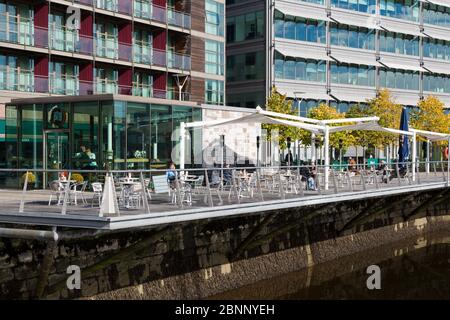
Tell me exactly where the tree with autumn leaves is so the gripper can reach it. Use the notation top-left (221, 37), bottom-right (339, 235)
top-left (410, 95), bottom-right (450, 143)
top-left (263, 87), bottom-right (302, 150)
top-left (264, 87), bottom-right (449, 154)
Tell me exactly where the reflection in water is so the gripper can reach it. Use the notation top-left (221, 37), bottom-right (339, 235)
top-left (209, 231), bottom-right (450, 300)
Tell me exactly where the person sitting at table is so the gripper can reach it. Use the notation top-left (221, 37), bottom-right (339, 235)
top-left (59, 171), bottom-right (68, 181)
top-left (348, 157), bottom-right (357, 172)
top-left (377, 160), bottom-right (389, 183)
top-left (166, 162), bottom-right (177, 186)
top-left (300, 162), bottom-right (316, 190)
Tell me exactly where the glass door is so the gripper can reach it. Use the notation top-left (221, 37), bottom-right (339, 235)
top-left (44, 130), bottom-right (70, 185)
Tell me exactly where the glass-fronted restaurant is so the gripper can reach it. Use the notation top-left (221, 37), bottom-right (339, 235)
top-left (3, 95), bottom-right (202, 180)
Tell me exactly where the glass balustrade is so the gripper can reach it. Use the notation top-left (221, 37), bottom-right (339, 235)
top-left (167, 7), bottom-right (191, 29)
top-left (95, 33), bottom-right (118, 59)
top-left (49, 73), bottom-right (79, 96)
top-left (132, 82), bottom-right (153, 97)
top-left (0, 13), bottom-right (34, 46)
top-left (49, 23), bottom-right (78, 53)
top-left (0, 66), bottom-right (33, 92)
top-left (95, 78), bottom-right (118, 94)
top-left (168, 51), bottom-right (191, 70)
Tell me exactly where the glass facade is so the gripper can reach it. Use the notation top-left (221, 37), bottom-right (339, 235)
top-left (330, 24), bottom-right (375, 50)
top-left (380, 0), bottom-right (419, 22)
top-left (206, 0), bottom-right (225, 36)
top-left (331, 0), bottom-right (377, 13)
top-left (379, 31), bottom-right (419, 56)
top-left (424, 73), bottom-right (450, 93)
top-left (5, 99), bottom-right (202, 175)
top-left (424, 38), bottom-right (450, 60)
top-left (205, 79), bottom-right (225, 105)
top-left (275, 54), bottom-right (326, 82)
top-left (227, 10), bottom-right (264, 43)
top-left (423, 3), bottom-right (450, 27)
top-left (331, 63), bottom-right (376, 87)
top-left (205, 39), bottom-right (225, 75)
top-left (379, 68), bottom-right (420, 90)
top-left (227, 51), bottom-right (265, 82)
top-left (275, 12), bottom-right (326, 44)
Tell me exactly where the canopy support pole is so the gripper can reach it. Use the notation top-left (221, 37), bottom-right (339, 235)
top-left (447, 137), bottom-right (450, 186)
top-left (324, 126), bottom-right (330, 191)
top-left (426, 139), bottom-right (430, 174)
top-left (412, 131), bottom-right (417, 182)
top-left (180, 122), bottom-right (186, 170)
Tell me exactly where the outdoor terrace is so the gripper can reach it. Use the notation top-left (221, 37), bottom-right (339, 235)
top-left (0, 162), bottom-right (448, 230)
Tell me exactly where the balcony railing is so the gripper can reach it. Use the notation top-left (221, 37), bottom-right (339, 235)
top-left (168, 50), bottom-right (191, 70)
top-left (167, 7), bottom-right (191, 29)
top-left (132, 82), bottom-right (190, 101)
top-left (0, 13), bottom-right (34, 46)
top-left (0, 66), bottom-right (34, 92)
top-left (49, 23), bottom-right (78, 53)
top-left (49, 73), bottom-right (79, 96)
top-left (0, 71), bottom-right (190, 100)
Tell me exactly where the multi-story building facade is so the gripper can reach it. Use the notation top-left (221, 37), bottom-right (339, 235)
top-left (0, 0), bottom-right (226, 167)
top-left (226, 0), bottom-right (450, 116)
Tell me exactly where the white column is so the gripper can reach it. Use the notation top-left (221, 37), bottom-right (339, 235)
top-left (107, 120), bottom-right (113, 159)
top-left (412, 131), bottom-right (417, 182)
top-left (311, 133), bottom-right (316, 163)
top-left (324, 126), bottom-right (330, 190)
top-left (426, 139), bottom-right (430, 173)
top-left (447, 138), bottom-right (450, 185)
top-left (180, 122), bottom-right (186, 170)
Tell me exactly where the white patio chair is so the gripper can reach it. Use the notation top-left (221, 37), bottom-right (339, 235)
top-left (48, 181), bottom-right (64, 206)
top-left (91, 182), bottom-right (103, 207)
top-left (70, 181), bottom-right (88, 206)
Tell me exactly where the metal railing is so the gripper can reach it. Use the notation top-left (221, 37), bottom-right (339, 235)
top-left (0, 160), bottom-right (447, 220)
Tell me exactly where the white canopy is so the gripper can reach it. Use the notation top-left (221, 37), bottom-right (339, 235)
top-left (179, 107), bottom-right (449, 188)
top-left (410, 128), bottom-right (450, 142)
top-left (186, 112), bottom-right (325, 134)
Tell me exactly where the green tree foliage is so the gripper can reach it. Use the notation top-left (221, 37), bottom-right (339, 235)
top-left (298, 103), bottom-right (356, 151)
top-left (365, 88), bottom-right (403, 147)
top-left (346, 103), bottom-right (373, 149)
top-left (263, 87), bottom-right (302, 150)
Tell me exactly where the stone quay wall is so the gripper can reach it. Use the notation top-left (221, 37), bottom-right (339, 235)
top-left (0, 188), bottom-right (449, 299)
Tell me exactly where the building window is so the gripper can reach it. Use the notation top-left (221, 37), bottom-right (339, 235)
top-left (206, 0), bottom-right (224, 36)
top-left (424, 73), bottom-right (450, 93)
top-left (379, 31), bottom-right (419, 56)
top-left (423, 3), bottom-right (450, 27)
top-left (205, 40), bottom-right (224, 75)
top-left (205, 79), bottom-right (224, 105)
top-left (227, 51), bottom-right (265, 82)
top-left (274, 53), bottom-right (326, 83)
top-left (380, 0), bottom-right (419, 22)
top-left (331, 63), bottom-right (375, 87)
top-left (330, 23), bottom-right (375, 50)
top-left (331, 0), bottom-right (376, 13)
top-left (274, 11), bottom-right (326, 44)
top-left (379, 68), bottom-right (419, 90)
top-left (423, 38), bottom-right (450, 60)
top-left (227, 10), bottom-right (264, 43)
